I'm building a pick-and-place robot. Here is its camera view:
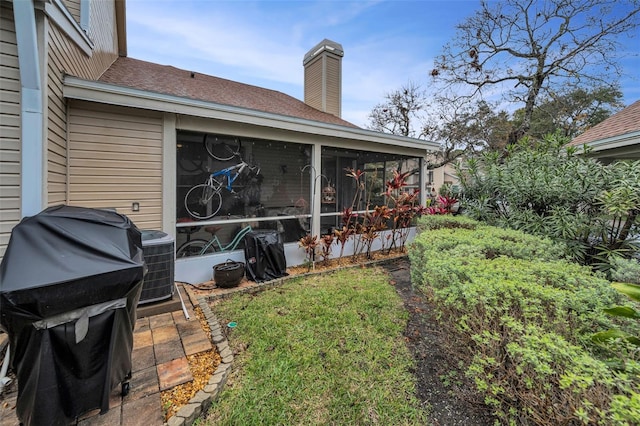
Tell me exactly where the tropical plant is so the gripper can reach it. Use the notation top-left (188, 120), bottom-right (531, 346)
top-left (592, 282), bottom-right (640, 370)
top-left (456, 132), bottom-right (640, 270)
top-left (318, 233), bottom-right (335, 266)
top-left (360, 205), bottom-right (391, 259)
top-left (298, 234), bottom-right (318, 271)
top-left (319, 166), bottom-right (430, 261)
top-left (380, 170), bottom-right (425, 252)
top-left (333, 225), bottom-right (354, 264)
top-left (425, 195), bottom-right (458, 215)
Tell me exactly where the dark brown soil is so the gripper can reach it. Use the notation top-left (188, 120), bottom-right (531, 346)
top-left (382, 258), bottom-right (497, 425)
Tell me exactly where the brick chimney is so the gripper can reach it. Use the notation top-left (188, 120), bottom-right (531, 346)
top-left (303, 39), bottom-right (344, 118)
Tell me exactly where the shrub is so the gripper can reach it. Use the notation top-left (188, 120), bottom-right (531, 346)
top-left (470, 324), bottom-right (615, 424)
top-left (415, 215), bottom-right (567, 261)
top-left (610, 258), bottom-right (640, 285)
top-left (410, 217), bottom-right (640, 425)
top-left (416, 213), bottom-right (479, 231)
top-left (455, 133), bottom-right (640, 271)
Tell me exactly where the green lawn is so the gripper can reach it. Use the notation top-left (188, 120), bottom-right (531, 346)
top-left (204, 267), bottom-right (428, 425)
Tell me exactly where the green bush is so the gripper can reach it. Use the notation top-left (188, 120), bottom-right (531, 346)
top-left (410, 217), bottom-right (640, 425)
top-left (416, 214), bottom-right (479, 231)
top-left (455, 133), bottom-right (640, 271)
top-left (610, 258), bottom-right (640, 285)
top-left (414, 215), bottom-right (567, 266)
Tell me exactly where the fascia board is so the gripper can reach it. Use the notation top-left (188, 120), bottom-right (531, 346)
top-left (42, 0), bottom-right (93, 56)
top-left (63, 76), bottom-right (440, 153)
top-left (586, 131), bottom-right (640, 152)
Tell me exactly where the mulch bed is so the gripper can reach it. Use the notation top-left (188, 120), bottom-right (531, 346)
top-left (383, 259), bottom-right (496, 425)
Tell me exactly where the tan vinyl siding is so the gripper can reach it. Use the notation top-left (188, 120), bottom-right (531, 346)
top-left (46, 2), bottom-right (118, 207)
top-left (325, 55), bottom-right (341, 117)
top-left (85, 0), bottom-right (120, 74)
top-left (304, 57), bottom-right (323, 110)
top-left (68, 102), bottom-right (163, 229)
top-left (303, 54), bottom-right (341, 117)
top-left (62, 0), bottom-right (81, 24)
top-left (0, 5), bottom-right (21, 258)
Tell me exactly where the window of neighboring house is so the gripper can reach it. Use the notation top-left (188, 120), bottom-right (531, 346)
top-left (176, 131), bottom-right (312, 253)
top-left (80, 0), bottom-right (90, 31)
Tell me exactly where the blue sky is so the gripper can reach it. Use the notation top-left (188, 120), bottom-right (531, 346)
top-left (126, 0), bottom-right (640, 128)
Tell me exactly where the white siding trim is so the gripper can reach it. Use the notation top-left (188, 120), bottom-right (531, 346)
top-left (311, 144), bottom-right (322, 237)
top-left (80, 0), bottom-right (90, 31)
top-left (174, 228), bottom-right (417, 284)
top-left (162, 113), bottom-right (176, 237)
top-left (582, 131), bottom-right (640, 153)
top-left (14, 0), bottom-right (45, 217)
top-left (42, 0), bottom-right (93, 56)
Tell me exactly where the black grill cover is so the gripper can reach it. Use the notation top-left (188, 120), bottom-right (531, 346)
top-left (243, 230), bottom-right (287, 282)
top-left (0, 205), bottom-right (146, 426)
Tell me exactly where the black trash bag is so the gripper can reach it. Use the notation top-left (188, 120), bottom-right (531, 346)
top-left (0, 205), bottom-right (146, 426)
top-left (243, 230), bottom-right (288, 282)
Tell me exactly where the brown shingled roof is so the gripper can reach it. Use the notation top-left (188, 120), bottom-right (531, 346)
top-left (570, 99), bottom-right (640, 146)
top-left (98, 57), bottom-right (359, 128)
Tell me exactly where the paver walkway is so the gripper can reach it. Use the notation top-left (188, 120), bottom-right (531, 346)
top-left (0, 288), bottom-right (212, 426)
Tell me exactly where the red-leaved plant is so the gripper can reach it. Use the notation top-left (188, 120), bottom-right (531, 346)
top-left (426, 195), bottom-right (458, 215)
top-left (319, 233), bottom-right (335, 266)
top-left (385, 171), bottom-right (424, 252)
top-left (298, 234), bottom-right (319, 271)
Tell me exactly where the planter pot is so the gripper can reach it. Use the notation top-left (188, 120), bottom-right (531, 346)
top-left (213, 260), bottom-right (245, 288)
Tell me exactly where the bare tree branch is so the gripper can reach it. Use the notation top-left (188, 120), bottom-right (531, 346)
top-left (432, 0), bottom-right (640, 144)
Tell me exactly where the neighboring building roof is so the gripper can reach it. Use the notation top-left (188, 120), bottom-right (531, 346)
top-left (98, 57), bottom-right (358, 129)
top-left (570, 99), bottom-right (640, 146)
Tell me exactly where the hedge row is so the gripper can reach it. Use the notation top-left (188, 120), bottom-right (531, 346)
top-left (409, 216), bottom-right (640, 425)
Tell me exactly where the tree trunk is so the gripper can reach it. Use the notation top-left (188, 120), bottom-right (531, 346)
top-left (509, 64), bottom-right (546, 145)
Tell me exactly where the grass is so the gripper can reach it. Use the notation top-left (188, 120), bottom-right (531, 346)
top-left (205, 267), bottom-right (428, 425)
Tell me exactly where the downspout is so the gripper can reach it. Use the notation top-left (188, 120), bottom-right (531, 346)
top-left (0, 1), bottom-right (41, 385)
top-left (14, 0), bottom-right (45, 217)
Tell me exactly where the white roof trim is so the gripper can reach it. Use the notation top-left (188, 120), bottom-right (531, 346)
top-left (42, 0), bottom-right (93, 56)
top-left (63, 76), bottom-right (440, 153)
top-left (575, 131), bottom-right (640, 153)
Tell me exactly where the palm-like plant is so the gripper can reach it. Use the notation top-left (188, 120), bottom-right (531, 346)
top-left (298, 234), bottom-right (319, 271)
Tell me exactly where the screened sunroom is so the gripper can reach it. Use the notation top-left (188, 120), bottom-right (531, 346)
top-left (173, 128), bottom-right (431, 284)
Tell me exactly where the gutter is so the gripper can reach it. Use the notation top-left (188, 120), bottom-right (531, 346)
top-left (14, 0), bottom-right (44, 217)
top-left (63, 76), bottom-right (440, 153)
top-left (581, 131), bottom-right (640, 153)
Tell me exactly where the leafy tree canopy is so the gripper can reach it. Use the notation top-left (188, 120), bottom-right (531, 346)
top-left (512, 85), bottom-right (625, 140)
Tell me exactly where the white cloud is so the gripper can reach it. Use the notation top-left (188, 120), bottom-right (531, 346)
top-left (125, 0), bottom-right (640, 128)
top-left (127, 5), bottom-right (304, 85)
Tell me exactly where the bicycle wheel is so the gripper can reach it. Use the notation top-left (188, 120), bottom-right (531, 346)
top-left (184, 183), bottom-right (223, 220)
top-left (178, 157), bottom-right (203, 173)
top-left (203, 135), bottom-right (240, 161)
top-left (176, 239), bottom-right (216, 258)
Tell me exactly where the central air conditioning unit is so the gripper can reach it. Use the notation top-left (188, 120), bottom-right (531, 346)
top-left (139, 230), bottom-right (175, 304)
